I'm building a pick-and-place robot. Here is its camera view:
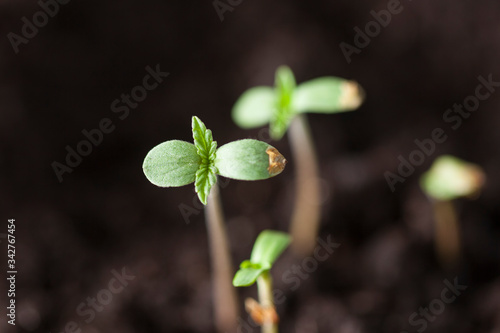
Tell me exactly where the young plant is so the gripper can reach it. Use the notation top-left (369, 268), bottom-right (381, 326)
top-left (142, 116), bottom-right (287, 332)
top-left (232, 66), bottom-right (364, 256)
top-left (420, 155), bottom-right (485, 268)
top-left (233, 230), bottom-right (291, 333)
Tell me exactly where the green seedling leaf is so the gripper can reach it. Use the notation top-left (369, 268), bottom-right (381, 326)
top-left (143, 140), bottom-right (201, 187)
top-left (195, 164), bottom-right (218, 205)
top-left (232, 66), bottom-right (365, 140)
top-left (420, 155), bottom-right (485, 201)
top-left (250, 230), bottom-right (291, 267)
top-left (293, 77), bottom-right (365, 114)
top-left (233, 230), bottom-right (291, 287)
top-left (271, 66), bottom-right (297, 140)
top-left (144, 117), bottom-right (288, 205)
top-left (192, 116), bottom-right (218, 205)
top-left (233, 260), bottom-right (269, 287)
top-left (233, 266), bottom-right (269, 287)
top-left (232, 87), bottom-right (276, 128)
top-left (215, 139), bottom-right (286, 181)
top-left (192, 116), bottom-right (217, 162)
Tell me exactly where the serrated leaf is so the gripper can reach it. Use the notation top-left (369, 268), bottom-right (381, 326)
top-left (192, 116), bottom-right (216, 161)
top-left (191, 116), bottom-right (218, 205)
top-left (271, 66), bottom-right (297, 140)
top-left (215, 140), bottom-right (286, 181)
top-left (233, 266), bottom-right (268, 287)
top-left (232, 87), bottom-right (276, 129)
top-left (293, 77), bottom-right (365, 114)
top-left (250, 230), bottom-right (291, 267)
top-left (195, 164), bottom-right (217, 205)
top-left (143, 140), bottom-right (201, 187)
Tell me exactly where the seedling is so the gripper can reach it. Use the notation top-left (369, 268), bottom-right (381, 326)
top-left (142, 116), bottom-right (287, 332)
top-left (233, 230), bottom-right (291, 333)
top-left (232, 66), bottom-right (364, 255)
top-left (420, 155), bottom-right (485, 268)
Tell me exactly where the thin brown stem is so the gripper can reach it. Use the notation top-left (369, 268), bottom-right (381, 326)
top-left (288, 114), bottom-right (322, 256)
top-left (433, 200), bottom-right (461, 268)
top-left (205, 183), bottom-right (239, 332)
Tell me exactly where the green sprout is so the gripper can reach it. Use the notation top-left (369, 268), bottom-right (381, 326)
top-left (233, 230), bottom-right (291, 333)
top-left (232, 66), bottom-right (364, 140)
top-left (142, 116), bottom-right (287, 332)
top-left (420, 155), bottom-right (485, 201)
top-left (420, 155), bottom-right (485, 267)
top-left (232, 66), bottom-right (364, 256)
top-left (143, 116), bottom-right (286, 205)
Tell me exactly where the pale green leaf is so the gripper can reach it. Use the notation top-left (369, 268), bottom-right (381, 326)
top-left (275, 66), bottom-right (296, 97)
top-left (142, 140), bottom-right (201, 187)
top-left (232, 87), bottom-right (276, 128)
top-left (420, 155), bottom-right (485, 201)
top-left (250, 230), bottom-right (291, 267)
top-left (271, 66), bottom-right (297, 140)
top-left (214, 139), bottom-right (286, 181)
top-left (233, 266), bottom-right (268, 287)
top-left (293, 77), bottom-right (365, 114)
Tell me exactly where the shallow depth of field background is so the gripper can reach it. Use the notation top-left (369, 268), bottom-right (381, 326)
top-left (1, 0), bottom-right (500, 332)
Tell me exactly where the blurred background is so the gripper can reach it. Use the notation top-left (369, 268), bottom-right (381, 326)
top-left (1, 0), bottom-right (500, 332)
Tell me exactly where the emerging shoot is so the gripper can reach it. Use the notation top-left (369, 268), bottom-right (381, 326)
top-left (420, 155), bottom-right (485, 268)
top-left (142, 116), bottom-right (287, 332)
top-left (143, 116), bottom-right (287, 204)
top-left (233, 230), bottom-right (291, 333)
top-left (232, 66), bottom-right (364, 255)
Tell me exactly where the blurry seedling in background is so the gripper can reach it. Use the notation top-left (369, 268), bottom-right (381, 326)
top-left (143, 116), bottom-right (287, 333)
top-left (232, 66), bottom-right (364, 256)
top-left (233, 230), bottom-right (292, 333)
top-left (420, 155), bottom-right (485, 268)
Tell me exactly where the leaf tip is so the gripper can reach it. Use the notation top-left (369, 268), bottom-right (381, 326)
top-left (266, 147), bottom-right (287, 177)
top-left (340, 80), bottom-right (365, 110)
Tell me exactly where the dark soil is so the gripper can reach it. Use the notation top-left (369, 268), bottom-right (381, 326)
top-left (1, 0), bottom-right (500, 332)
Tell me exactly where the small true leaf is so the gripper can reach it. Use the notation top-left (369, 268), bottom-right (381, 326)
top-left (195, 165), bottom-right (218, 205)
top-left (250, 230), bottom-right (291, 267)
top-left (275, 66), bottom-right (296, 97)
top-left (271, 66), bottom-right (297, 140)
top-left (232, 87), bottom-right (276, 129)
top-left (232, 230), bottom-right (291, 287)
top-left (215, 139), bottom-right (286, 181)
top-left (233, 266), bottom-right (268, 287)
top-left (191, 116), bottom-right (218, 205)
top-left (142, 140), bottom-right (201, 187)
top-left (293, 77), bottom-right (365, 114)
top-left (192, 116), bottom-right (216, 161)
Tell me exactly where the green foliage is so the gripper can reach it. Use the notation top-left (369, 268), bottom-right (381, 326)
top-left (215, 139), bottom-right (285, 181)
top-left (232, 66), bottom-right (365, 140)
top-left (232, 87), bottom-right (275, 128)
top-left (271, 66), bottom-right (297, 139)
top-left (293, 77), bottom-right (364, 113)
top-left (420, 155), bottom-right (485, 201)
top-left (142, 140), bottom-right (201, 187)
top-left (143, 117), bottom-right (287, 205)
top-left (192, 116), bottom-right (218, 204)
top-left (233, 230), bottom-right (291, 287)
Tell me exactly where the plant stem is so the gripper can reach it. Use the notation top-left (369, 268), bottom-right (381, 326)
top-left (257, 271), bottom-right (278, 333)
top-left (288, 114), bottom-right (321, 256)
top-left (205, 183), bottom-right (239, 332)
top-left (433, 200), bottom-right (460, 268)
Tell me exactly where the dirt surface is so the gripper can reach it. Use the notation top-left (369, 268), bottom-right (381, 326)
top-left (1, 0), bottom-right (500, 332)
